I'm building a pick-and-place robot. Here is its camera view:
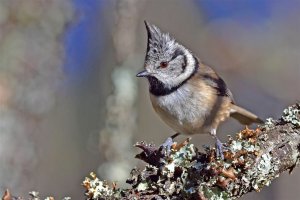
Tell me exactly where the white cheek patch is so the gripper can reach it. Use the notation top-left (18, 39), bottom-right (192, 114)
top-left (162, 49), bottom-right (196, 88)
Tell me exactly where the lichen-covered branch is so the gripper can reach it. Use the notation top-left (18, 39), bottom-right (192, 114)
top-left (82, 103), bottom-right (300, 200)
top-left (2, 103), bottom-right (299, 199)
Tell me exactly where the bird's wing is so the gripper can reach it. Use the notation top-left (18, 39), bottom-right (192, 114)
top-left (195, 61), bottom-right (263, 125)
top-left (198, 62), bottom-right (235, 103)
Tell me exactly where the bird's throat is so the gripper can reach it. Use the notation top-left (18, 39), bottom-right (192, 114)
top-left (148, 59), bottom-right (199, 96)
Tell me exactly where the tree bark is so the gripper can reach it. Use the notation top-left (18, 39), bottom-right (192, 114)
top-left (4, 103), bottom-right (299, 199)
top-left (83, 103), bottom-right (300, 200)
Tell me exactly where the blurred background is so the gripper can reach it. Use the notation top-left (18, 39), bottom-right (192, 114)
top-left (0, 0), bottom-right (299, 199)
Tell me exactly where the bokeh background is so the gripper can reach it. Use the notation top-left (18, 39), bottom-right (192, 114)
top-left (0, 0), bottom-right (299, 199)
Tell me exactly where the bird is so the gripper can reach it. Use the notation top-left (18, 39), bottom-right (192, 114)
top-left (136, 21), bottom-right (263, 158)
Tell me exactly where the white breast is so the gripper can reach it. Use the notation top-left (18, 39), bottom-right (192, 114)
top-left (150, 84), bottom-right (212, 135)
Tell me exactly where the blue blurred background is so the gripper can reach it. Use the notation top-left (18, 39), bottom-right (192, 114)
top-left (0, 0), bottom-right (299, 199)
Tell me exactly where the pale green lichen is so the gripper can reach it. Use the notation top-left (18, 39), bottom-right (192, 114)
top-left (82, 172), bottom-right (118, 199)
top-left (28, 191), bottom-right (71, 200)
top-left (201, 186), bottom-right (230, 200)
top-left (282, 103), bottom-right (300, 127)
top-left (263, 118), bottom-right (276, 130)
top-left (253, 153), bottom-right (273, 190)
top-left (125, 129), bottom-right (274, 199)
top-left (29, 191), bottom-right (40, 200)
top-left (80, 104), bottom-right (299, 199)
top-left (137, 181), bottom-right (148, 191)
top-left (230, 140), bottom-right (243, 152)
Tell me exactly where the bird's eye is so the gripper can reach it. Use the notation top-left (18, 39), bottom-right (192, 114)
top-left (160, 61), bottom-right (168, 68)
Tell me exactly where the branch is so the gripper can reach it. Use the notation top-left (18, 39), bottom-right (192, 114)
top-left (3, 103), bottom-right (299, 200)
top-left (82, 103), bottom-right (300, 200)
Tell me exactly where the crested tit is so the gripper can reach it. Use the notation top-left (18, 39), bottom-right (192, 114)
top-left (137, 21), bottom-right (263, 158)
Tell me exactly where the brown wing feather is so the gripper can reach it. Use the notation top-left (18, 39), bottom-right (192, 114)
top-left (196, 61), bottom-right (263, 125)
top-left (198, 62), bottom-right (235, 102)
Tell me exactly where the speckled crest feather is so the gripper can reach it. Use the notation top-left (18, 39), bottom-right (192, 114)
top-left (144, 21), bottom-right (177, 63)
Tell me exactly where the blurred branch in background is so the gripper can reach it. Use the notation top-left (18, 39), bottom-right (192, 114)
top-left (0, 0), bottom-right (73, 194)
top-left (98, 0), bottom-right (146, 183)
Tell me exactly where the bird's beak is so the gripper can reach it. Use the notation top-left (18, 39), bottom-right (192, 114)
top-left (136, 70), bottom-right (151, 77)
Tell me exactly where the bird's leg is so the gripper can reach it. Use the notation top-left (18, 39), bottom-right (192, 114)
top-left (161, 132), bottom-right (181, 155)
top-left (215, 137), bottom-right (224, 160)
top-left (211, 129), bottom-right (224, 160)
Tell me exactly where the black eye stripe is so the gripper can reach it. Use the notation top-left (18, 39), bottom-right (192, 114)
top-left (181, 55), bottom-right (187, 73)
top-left (171, 49), bottom-right (184, 60)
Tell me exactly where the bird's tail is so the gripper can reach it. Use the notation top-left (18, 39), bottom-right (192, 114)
top-left (230, 104), bottom-right (264, 125)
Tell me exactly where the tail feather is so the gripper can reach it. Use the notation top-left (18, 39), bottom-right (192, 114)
top-left (230, 104), bottom-right (264, 125)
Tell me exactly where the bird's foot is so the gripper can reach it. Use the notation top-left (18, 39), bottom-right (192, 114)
top-left (215, 137), bottom-right (224, 160)
top-left (160, 132), bottom-right (180, 156)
